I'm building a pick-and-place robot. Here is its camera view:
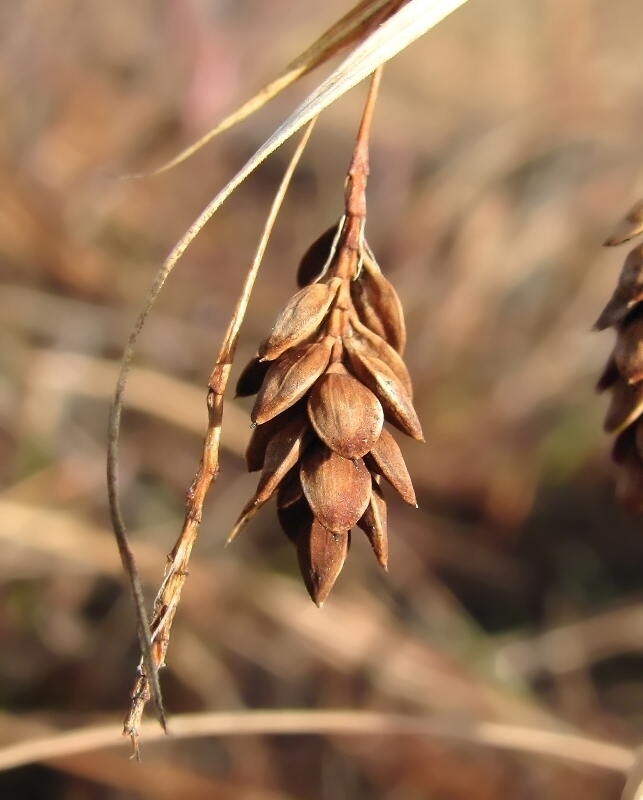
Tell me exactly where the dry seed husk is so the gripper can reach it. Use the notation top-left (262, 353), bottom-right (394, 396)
top-left (351, 261), bottom-right (406, 354)
top-left (252, 339), bottom-right (332, 425)
top-left (596, 354), bottom-right (619, 393)
top-left (227, 494), bottom-right (266, 544)
top-left (603, 377), bottom-right (643, 434)
top-left (604, 199), bottom-right (643, 246)
top-left (245, 402), bottom-right (307, 472)
top-left (259, 281), bottom-right (339, 361)
top-left (276, 493), bottom-right (350, 604)
top-left (256, 416), bottom-right (312, 503)
top-left (277, 468), bottom-right (304, 510)
top-left (594, 244), bottom-right (643, 330)
top-left (300, 444), bottom-right (371, 532)
top-left (615, 312), bottom-right (643, 384)
top-left (612, 430), bottom-right (643, 513)
top-left (277, 494), bottom-right (310, 544)
top-left (366, 427), bottom-right (417, 506)
top-left (307, 365), bottom-right (383, 459)
top-left (298, 524), bottom-right (349, 606)
top-left (357, 480), bottom-right (388, 569)
top-left (297, 224), bottom-right (339, 287)
top-left (344, 320), bottom-right (413, 397)
top-left (346, 348), bottom-right (423, 441)
top-left (235, 354), bottom-right (271, 398)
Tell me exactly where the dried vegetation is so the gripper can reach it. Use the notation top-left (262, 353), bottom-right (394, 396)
top-left (3, 1), bottom-right (643, 799)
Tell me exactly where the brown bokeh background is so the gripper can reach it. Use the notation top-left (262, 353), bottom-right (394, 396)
top-left (2, 0), bottom-right (643, 797)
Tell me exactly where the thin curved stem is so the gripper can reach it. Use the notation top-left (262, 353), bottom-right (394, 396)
top-left (0, 710), bottom-right (633, 776)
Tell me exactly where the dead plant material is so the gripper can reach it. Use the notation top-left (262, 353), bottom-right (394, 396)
top-left (597, 201), bottom-right (643, 512)
top-left (229, 68), bottom-right (422, 606)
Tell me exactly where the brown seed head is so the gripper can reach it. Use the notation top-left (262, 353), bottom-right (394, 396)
top-left (597, 201), bottom-right (643, 514)
top-left (232, 214), bottom-right (422, 600)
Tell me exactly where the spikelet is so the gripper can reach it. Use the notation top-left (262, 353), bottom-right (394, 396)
top-left (597, 200), bottom-right (643, 512)
top-left (231, 217), bottom-right (421, 605)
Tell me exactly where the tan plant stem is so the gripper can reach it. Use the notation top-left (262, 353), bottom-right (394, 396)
top-left (326, 67), bottom-right (382, 350)
top-left (121, 118), bottom-right (318, 754)
top-left (0, 711), bottom-right (633, 776)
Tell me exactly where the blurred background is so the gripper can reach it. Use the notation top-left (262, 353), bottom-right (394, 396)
top-left (2, 0), bottom-right (643, 797)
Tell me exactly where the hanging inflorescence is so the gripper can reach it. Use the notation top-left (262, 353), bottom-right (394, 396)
top-left (596, 200), bottom-right (643, 511)
top-left (231, 213), bottom-right (423, 605)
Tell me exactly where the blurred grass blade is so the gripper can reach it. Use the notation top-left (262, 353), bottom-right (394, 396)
top-left (622, 748), bottom-right (643, 800)
top-left (161, 0), bottom-right (470, 272)
top-left (129, 0), bottom-right (405, 178)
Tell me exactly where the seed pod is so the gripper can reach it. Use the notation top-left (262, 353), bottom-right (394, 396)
top-left (346, 348), bottom-right (424, 441)
top-left (278, 496), bottom-right (349, 605)
top-left (259, 281), bottom-right (339, 361)
top-left (300, 444), bottom-right (371, 532)
top-left (307, 364), bottom-right (383, 459)
top-left (297, 223), bottom-right (340, 287)
top-left (366, 427), bottom-right (417, 506)
top-left (594, 244), bottom-right (643, 330)
top-left (235, 354), bottom-right (271, 398)
top-left (615, 312), bottom-right (643, 384)
top-left (596, 354), bottom-right (619, 393)
top-left (252, 339), bottom-right (332, 425)
top-left (245, 402), bottom-right (307, 472)
top-left (351, 258), bottom-right (406, 354)
top-left (604, 199), bottom-right (643, 247)
top-left (603, 378), bottom-right (643, 434)
top-left (345, 319), bottom-right (413, 397)
top-left (277, 469), bottom-right (304, 511)
top-left (227, 494), bottom-right (266, 545)
top-left (256, 416), bottom-right (312, 503)
top-left (611, 426), bottom-right (643, 513)
top-left (357, 480), bottom-right (388, 569)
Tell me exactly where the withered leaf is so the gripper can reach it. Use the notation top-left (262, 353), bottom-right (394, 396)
top-left (256, 416), bottom-right (312, 503)
top-left (346, 348), bottom-right (423, 441)
top-left (604, 199), bottom-right (643, 246)
top-left (351, 258), bottom-right (406, 354)
top-left (615, 311), bottom-right (643, 384)
top-left (603, 378), bottom-right (643, 435)
top-left (594, 244), bottom-right (643, 330)
top-left (300, 444), bottom-right (371, 532)
top-left (357, 480), bottom-right (388, 569)
top-left (297, 223), bottom-right (340, 287)
top-left (345, 319), bottom-right (412, 397)
top-left (366, 427), bottom-right (417, 506)
top-left (307, 365), bottom-right (383, 459)
top-left (259, 281), bottom-right (339, 361)
top-left (252, 339), bottom-right (332, 425)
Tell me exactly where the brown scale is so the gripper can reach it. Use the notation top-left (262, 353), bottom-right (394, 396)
top-left (596, 199), bottom-right (643, 512)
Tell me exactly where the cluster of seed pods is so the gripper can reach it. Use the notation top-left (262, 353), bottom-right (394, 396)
top-left (233, 220), bottom-right (423, 604)
top-left (596, 200), bottom-right (643, 511)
